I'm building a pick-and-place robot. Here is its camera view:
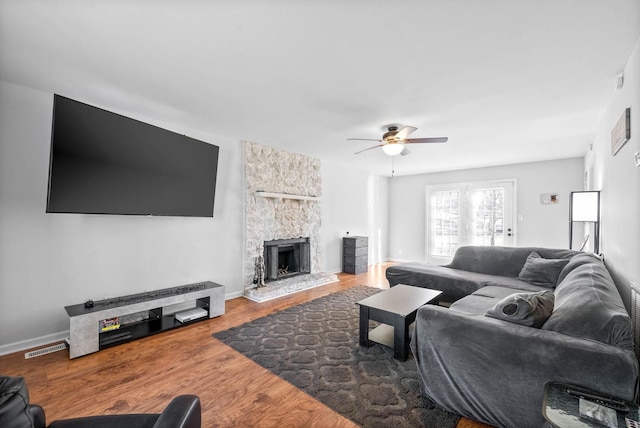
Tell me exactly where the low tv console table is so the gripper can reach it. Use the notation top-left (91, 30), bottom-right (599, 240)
top-left (64, 281), bottom-right (225, 358)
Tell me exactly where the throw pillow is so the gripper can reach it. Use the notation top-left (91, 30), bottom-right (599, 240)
top-left (484, 290), bottom-right (555, 328)
top-left (518, 251), bottom-right (569, 287)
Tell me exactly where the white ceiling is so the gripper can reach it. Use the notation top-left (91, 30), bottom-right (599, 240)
top-left (1, 1), bottom-right (639, 176)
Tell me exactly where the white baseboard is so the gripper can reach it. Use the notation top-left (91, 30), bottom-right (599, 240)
top-left (225, 290), bottom-right (244, 299)
top-left (387, 257), bottom-right (413, 263)
top-left (0, 330), bottom-right (70, 356)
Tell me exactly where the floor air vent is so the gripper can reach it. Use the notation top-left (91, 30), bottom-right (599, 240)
top-left (631, 282), bottom-right (640, 360)
top-left (24, 343), bottom-right (67, 359)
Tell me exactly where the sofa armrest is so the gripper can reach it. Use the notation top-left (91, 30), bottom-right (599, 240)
top-left (410, 305), bottom-right (639, 428)
top-left (29, 404), bottom-right (46, 428)
top-left (386, 263), bottom-right (485, 302)
top-left (48, 414), bottom-right (159, 428)
top-left (153, 395), bottom-right (201, 428)
top-left (47, 396), bottom-right (200, 428)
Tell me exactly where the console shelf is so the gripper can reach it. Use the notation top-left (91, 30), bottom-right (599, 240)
top-left (65, 281), bottom-right (225, 358)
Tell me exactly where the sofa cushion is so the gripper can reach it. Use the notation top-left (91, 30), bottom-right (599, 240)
top-left (484, 290), bottom-right (555, 327)
top-left (518, 252), bottom-right (569, 288)
top-left (472, 284), bottom-right (547, 299)
top-left (449, 294), bottom-right (497, 315)
top-left (449, 286), bottom-right (541, 315)
top-left (543, 254), bottom-right (634, 349)
top-left (0, 376), bottom-right (34, 428)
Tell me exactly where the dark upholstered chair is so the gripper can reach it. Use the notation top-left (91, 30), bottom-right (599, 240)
top-left (0, 375), bottom-right (201, 428)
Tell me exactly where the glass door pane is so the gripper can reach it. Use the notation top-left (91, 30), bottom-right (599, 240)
top-left (471, 187), bottom-right (504, 246)
top-left (469, 182), bottom-right (514, 248)
top-left (432, 190), bottom-right (459, 258)
top-left (426, 180), bottom-right (515, 264)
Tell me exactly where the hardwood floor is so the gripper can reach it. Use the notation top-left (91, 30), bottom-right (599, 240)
top-left (0, 263), bottom-right (492, 427)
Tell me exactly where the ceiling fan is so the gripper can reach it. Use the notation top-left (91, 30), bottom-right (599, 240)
top-left (348, 125), bottom-right (448, 156)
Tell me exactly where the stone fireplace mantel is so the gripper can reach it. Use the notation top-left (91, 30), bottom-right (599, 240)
top-left (255, 191), bottom-right (320, 201)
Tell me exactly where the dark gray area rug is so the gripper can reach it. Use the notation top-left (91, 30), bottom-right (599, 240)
top-left (213, 285), bottom-right (460, 427)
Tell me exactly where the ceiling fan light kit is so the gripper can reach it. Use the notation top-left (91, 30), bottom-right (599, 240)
top-left (381, 142), bottom-right (405, 156)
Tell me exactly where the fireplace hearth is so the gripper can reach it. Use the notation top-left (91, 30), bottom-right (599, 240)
top-left (264, 237), bottom-right (310, 282)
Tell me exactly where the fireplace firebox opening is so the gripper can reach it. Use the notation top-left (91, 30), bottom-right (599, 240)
top-left (264, 237), bottom-right (310, 281)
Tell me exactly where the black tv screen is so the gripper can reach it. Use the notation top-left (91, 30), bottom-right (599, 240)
top-left (46, 95), bottom-right (219, 217)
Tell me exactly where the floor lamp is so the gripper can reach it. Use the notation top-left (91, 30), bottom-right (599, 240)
top-left (569, 191), bottom-right (600, 254)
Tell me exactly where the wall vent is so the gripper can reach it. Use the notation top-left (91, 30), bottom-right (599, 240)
top-left (631, 282), bottom-right (640, 360)
top-left (24, 343), bottom-right (67, 359)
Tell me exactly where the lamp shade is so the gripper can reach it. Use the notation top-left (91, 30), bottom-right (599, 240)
top-left (570, 191), bottom-right (599, 222)
top-left (382, 142), bottom-right (404, 156)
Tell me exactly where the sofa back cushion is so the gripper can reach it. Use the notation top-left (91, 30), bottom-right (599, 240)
top-left (542, 253), bottom-right (634, 350)
top-left (446, 246), bottom-right (578, 277)
top-left (0, 376), bottom-right (34, 428)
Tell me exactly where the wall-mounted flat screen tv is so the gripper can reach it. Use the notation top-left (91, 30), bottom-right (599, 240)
top-left (46, 95), bottom-right (219, 217)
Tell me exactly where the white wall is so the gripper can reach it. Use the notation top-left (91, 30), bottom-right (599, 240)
top-left (0, 81), bottom-right (382, 354)
top-left (388, 158), bottom-right (584, 262)
top-left (0, 81), bottom-right (246, 353)
top-left (321, 163), bottom-right (389, 272)
top-left (587, 36), bottom-right (640, 309)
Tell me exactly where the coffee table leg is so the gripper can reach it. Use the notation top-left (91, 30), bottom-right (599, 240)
top-left (393, 316), bottom-right (410, 361)
top-left (359, 305), bottom-right (369, 347)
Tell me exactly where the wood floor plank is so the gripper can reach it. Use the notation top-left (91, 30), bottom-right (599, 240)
top-left (0, 263), bottom-right (489, 427)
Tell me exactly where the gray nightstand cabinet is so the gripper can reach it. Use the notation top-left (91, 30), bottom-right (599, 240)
top-left (343, 236), bottom-right (368, 274)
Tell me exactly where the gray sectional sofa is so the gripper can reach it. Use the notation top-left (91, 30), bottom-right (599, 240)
top-left (386, 246), bottom-right (639, 428)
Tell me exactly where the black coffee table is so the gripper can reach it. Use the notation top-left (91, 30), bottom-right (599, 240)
top-left (356, 284), bottom-right (442, 361)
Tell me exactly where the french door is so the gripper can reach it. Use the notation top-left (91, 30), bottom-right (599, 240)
top-left (426, 180), bottom-right (516, 264)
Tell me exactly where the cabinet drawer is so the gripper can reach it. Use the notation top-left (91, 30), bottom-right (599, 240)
top-left (343, 236), bottom-right (368, 248)
top-left (344, 246), bottom-right (368, 257)
top-left (343, 263), bottom-right (368, 274)
top-left (344, 254), bottom-right (367, 265)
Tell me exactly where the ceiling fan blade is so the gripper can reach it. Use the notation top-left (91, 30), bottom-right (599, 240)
top-left (394, 126), bottom-right (418, 141)
top-left (347, 138), bottom-right (383, 142)
top-left (400, 147), bottom-right (411, 156)
top-left (403, 137), bottom-right (448, 144)
top-left (354, 143), bottom-right (384, 154)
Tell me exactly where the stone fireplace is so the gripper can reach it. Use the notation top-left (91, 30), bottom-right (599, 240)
top-left (243, 142), bottom-right (337, 302)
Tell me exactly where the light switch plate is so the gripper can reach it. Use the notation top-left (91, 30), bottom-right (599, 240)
top-left (634, 152), bottom-right (640, 167)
